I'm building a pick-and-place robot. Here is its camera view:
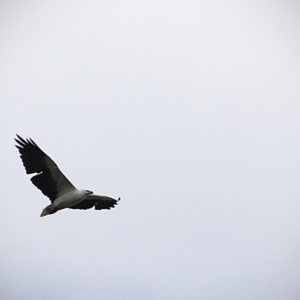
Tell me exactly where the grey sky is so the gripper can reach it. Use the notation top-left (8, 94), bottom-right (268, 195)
top-left (1, 1), bottom-right (300, 299)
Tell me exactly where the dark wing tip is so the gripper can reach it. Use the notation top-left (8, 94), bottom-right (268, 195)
top-left (29, 138), bottom-right (37, 146)
top-left (15, 134), bottom-right (27, 147)
top-left (15, 134), bottom-right (36, 148)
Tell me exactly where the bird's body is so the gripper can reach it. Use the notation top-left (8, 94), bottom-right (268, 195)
top-left (15, 135), bottom-right (120, 217)
top-left (40, 189), bottom-right (92, 217)
top-left (52, 190), bottom-right (90, 210)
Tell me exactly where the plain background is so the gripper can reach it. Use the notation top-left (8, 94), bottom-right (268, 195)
top-left (1, 1), bottom-right (300, 299)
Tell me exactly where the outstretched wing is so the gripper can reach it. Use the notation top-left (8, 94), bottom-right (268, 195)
top-left (15, 135), bottom-right (75, 202)
top-left (69, 195), bottom-right (120, 210)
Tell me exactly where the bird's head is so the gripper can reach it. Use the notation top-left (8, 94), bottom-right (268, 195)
top-left (85, 190), bottom-right (93, 195)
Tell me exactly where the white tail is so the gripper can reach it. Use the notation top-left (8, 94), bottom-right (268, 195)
top-left (40, 204), bottom-right (58, 217)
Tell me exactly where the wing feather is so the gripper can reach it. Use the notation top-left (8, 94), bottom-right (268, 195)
top-left (15, 135), bottom-right (75, 202)
top-left (69, 195), bottom-right (120, 210)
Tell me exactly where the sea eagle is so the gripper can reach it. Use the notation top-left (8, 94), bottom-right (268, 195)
top-left (15, 135), bottom-right (120, 217)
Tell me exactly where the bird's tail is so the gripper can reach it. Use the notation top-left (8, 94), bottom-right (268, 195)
top-left (40, 204), bottom-right (58, 217)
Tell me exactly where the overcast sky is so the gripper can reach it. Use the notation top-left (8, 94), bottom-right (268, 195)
top-left (1, 1), bottom-right (300, 299)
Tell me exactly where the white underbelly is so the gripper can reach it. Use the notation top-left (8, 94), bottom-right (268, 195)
top-left (53, 191), bottom-right (86, 209)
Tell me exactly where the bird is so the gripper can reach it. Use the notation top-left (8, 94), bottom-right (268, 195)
top-left (15, 135), bottom-right (120, 217)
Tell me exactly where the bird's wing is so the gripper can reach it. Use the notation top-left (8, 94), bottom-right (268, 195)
top-left (69, 194), bottom-right (120, 210)
top-left (15, 135), bottom-right (75, 202)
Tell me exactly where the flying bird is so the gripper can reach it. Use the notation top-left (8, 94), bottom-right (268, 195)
top-left (15, 135), bottom-right (120, 217)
